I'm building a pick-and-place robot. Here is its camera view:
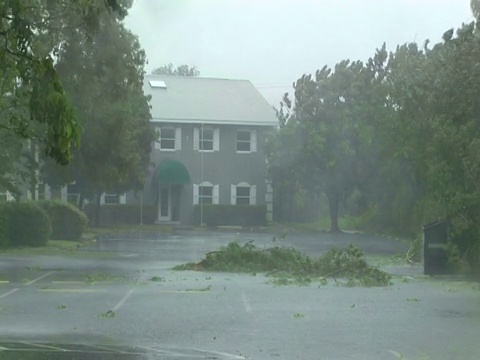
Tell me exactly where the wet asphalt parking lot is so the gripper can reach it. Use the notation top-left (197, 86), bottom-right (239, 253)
top-left (0, 230), bottom-right (479, 359)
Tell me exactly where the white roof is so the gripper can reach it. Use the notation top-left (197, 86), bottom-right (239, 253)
top-left (143, 75), bottom-right (278, 126)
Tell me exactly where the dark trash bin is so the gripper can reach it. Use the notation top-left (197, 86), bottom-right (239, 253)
top-left (423, 220), bottom-right (448, 275)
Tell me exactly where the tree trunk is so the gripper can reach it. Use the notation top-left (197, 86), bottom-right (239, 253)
top-left (95, 190), bottom-right (102, 227)
top-left (327, 189), bottom-right (340, 233)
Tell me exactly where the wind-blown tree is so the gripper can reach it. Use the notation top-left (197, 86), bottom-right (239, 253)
top-left (0, 0), bottom-right (127, 165)
top-left (387, 23), bottom-right (480, 269)
top-left (278, 59), bottom-right (385, 232)
top-left (43, 2), bottom-right (155, 224)
top-left (0, 0), bottom-right (128, 197)
top-left (152, 63), bottom-right (200, 76)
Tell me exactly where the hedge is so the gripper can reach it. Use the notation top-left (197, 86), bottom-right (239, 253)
top-left (84, 204), bottom-right (156, 226)
top-left (6, 202), bottom-right (51, 247)
top-left (194, 204), bottom-right (266, 227)
top-left (38, 201), bottom-right (88, 241)
top-left (0, 203), bottom-right (9, 248)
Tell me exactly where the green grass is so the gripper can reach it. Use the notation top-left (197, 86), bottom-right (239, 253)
top-left (173, 240), bottom-right (392, 287)
top-left (86, 224), bottom-right (174, 236)
top-left (0, 239), bottom-right (113, 258)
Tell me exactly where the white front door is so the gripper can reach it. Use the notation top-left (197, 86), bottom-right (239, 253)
top-left (158, 186), bottom-right (171, 221)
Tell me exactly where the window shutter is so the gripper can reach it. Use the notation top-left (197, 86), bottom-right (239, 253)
top-left (213, 128), bottom-right (220, 151)
top-left (154, 127), bottom-right (161, 150)
top-left (100, 193), bottom-right (105, 205)
top-left (213, 185), bottom-right (219, 204)
top-left (193, 184), bottom-right (199, 205)
top-left (119, 193), bottom-right (127, 204)
top-left (193, 128), bottom-right (199, 150)
top-left (175, 128), bottom-right (182, 150)
top-left (250, 185), bottom-right (256, 205)
top-left (251, 130), bottom-right (257, 152)
top-left (230, 185), bottom-right (236, 205)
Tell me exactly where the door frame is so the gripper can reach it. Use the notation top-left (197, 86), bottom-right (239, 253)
top-left (158, 185), bottom-right (171, 222)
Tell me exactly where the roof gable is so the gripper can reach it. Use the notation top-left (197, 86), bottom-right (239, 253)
top-left (143, 75), bottom-right (278, 126)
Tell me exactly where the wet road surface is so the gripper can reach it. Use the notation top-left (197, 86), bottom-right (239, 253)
top-left (0, 230), bottom-right (479, 360)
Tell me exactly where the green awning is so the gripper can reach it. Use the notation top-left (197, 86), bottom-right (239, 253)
top-left (153, 158), bottom-right (190, 185)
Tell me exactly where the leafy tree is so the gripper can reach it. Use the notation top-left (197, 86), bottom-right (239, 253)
top-left (152, 63), bottom-right (200, 76)
top-left (0, 0), bottom-right (128, 197)
top-left (276, 59), bottom-right (386, 232)
top-left (472, 0), bottom-right (480, 19)
top-left (43, 2), bottom-right (155, 224)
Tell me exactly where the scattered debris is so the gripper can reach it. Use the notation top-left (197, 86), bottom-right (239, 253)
top-left (293, 312), bottom-right (305, 319)
top-left (99, 310), bottom-right (116, 318)
top-left (173, 241), bottom-right (392, 286)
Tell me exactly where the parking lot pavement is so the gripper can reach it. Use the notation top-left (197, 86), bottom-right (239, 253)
top-left (0, 230), bottom-right (478, 360)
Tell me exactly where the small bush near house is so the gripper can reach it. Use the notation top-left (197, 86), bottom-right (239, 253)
top-left (38, 201), bottom-right (88, 241)
top-left (0, 203), bottom-right (9, 248)
top-left (194, 205), bottom-right (267, 227)
top-left (84, 204), bottom-right (156, 226)
top-left (6, 202), bottom-right (51, 247)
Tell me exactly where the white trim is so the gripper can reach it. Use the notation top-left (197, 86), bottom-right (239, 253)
top-left (193, 184), bottom-right (199, 205)
top-left (213, 185), bottom-right (219, 204)
top-left (154, 126), bottom-right (161, 150)
top-left (250, 185), bottom-right (257, 205)
top-left (158, 186), bottom-right (171, 221)
top-left (251, 130), bottom-right (257, 152)
top-left (193, 128), bottom-right (199, 151)
top-left (236, 130), bottom-right (253, 153)
top-left (175, 128), bottom-right (182, 150)
top-left (213, 128), bottom-right (220, 151)
top-left (230, 185), bottom-right (236, 205)
top-left (151, 118), bottom-right (277, 127)
top-left (156, 126), bottom-right (177, 151)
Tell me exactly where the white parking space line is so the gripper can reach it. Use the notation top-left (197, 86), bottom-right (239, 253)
top-left (39, 289), bottom-right (106, 293)
top-left (25, 271), bottom-right (55, 285)
top-left (112, 289), bottom-right (135, 311)
top-left (241, 292), bottom-right (252, 313)
top-left (0, 288), bottom-right (19, 299)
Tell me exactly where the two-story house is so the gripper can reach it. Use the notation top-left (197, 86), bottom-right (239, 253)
top-left (131, 75), bottom-right (278, 225)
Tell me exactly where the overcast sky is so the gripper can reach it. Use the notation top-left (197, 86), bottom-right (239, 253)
top-left (124, 0), bottom-right (474, 106)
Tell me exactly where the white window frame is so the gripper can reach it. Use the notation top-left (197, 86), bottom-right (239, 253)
top-left (231, 182), bottom-right (256, 205)
top-left (155, 126), bottom-right (181, 151)
top-left (0, 191), bottom-right (13, 202)
top-left (193, 182), bottom-right (219, 205)
top-left (236, 129), bottom-right (257, 153)
top-left (100, 193), bottom-right (127, 205)
top-left (193, 128), bottom-right (219, 152)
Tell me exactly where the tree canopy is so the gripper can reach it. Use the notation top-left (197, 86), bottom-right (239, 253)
top-left (0, 0), bottom-right (129, 165)
top-left (268, 17), bottom-right (480, 272)
top-left (42, 0), bottom-right (155, 211)
top-left (152, 63), bottom-right (200, 76)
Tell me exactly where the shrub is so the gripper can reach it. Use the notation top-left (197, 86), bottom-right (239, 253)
top-left (7, 202), bottom-right (51, 247)
top-left (0, 203), bottom-right (9, 248)
top-left (38, 201), bottom-right (88, 241)
top-left (194, 205), bottom-right (266, 227)
top-left (84, 204), bottom-right (156, 226)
